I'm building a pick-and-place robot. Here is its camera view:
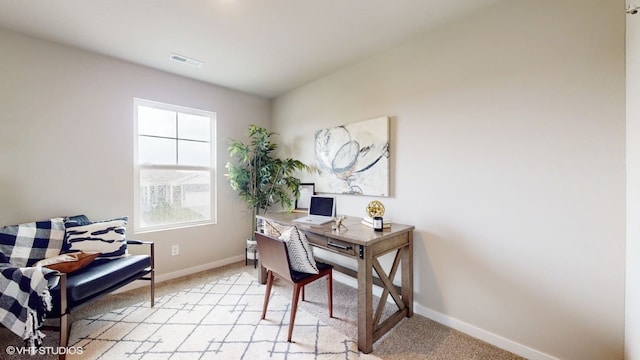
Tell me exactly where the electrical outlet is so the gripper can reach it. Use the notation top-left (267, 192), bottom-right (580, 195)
top-left (171, 245), bottom-right (179, 256)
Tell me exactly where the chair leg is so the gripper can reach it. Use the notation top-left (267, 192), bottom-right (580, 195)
top-left (301, 285), bottom-right (305, 301)
top-left (262, 271), bottom-right (274, 320)
top-left (327, 270), bottom-right (333, 318)
top-left (287, 284), bottom-right (304, 342)
top-left (288, 284), bottom-right (302, 342)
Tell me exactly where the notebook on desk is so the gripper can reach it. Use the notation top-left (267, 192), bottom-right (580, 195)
top-left (293, 195), bottom-right (336, 225)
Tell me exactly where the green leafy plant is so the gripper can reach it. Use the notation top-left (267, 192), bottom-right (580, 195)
top-left (225, 125), bottom-right (311, 236)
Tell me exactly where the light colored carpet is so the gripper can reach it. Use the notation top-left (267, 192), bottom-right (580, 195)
top-left (67, 272), bottom-right (377, 359)
top-left (0, 261), bottom-right (525, 359)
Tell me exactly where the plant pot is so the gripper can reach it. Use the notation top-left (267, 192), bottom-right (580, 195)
top-left (246, 239), bottom-right (258, 259)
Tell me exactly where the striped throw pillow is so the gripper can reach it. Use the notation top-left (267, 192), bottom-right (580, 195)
top-left (65, 218), bottom-right (128, 259)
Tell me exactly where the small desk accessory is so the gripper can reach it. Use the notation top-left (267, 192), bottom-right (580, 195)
top-left (365, 200), bottom-right (386, 231)
top-left (332, 215), bottom-right (347, 232)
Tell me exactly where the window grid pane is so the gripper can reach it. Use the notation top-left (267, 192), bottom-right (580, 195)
top-left (138, 106), bottom-right (177, 138)
top-left (178, 140), bottom-right (210, 167)
top-left (138, 136), bottom-right (177, 165)
top-left (178, 113), bottom-right (210, 142)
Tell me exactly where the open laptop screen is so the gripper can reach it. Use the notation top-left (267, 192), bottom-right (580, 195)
top-left (308, 196), bottom-right (335, 217)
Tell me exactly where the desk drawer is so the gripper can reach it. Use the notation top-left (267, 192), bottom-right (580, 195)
top-left (306, 232), bottom-right (356, 257)
top-left (326, 239), bottom-right (356, 256)
top-left (305, 232), bottom-right (328, 248)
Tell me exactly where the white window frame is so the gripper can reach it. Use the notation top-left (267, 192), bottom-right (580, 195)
top-left (133, 98), bottom-right (217, 233)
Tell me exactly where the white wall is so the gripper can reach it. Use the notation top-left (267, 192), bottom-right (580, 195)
top-left (627, 2), bottom-right (640, 359)
top-left (0, 29), bottom-right (270, 277)
top-left (273, 1), bottom-right (625, 359)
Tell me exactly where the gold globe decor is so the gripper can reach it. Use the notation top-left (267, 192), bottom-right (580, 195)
top-left (366, 200), bottom-right (385, 218)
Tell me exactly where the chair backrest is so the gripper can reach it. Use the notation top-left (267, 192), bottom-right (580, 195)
top-left (255, 232), bottom-right (293, 283)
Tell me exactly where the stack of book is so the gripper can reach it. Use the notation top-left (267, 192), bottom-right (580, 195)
top-left (361, 216), bottom-right (391, 229)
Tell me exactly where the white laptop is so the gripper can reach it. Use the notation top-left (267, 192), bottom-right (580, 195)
top-left (294, 195), bottom-right (336, 225)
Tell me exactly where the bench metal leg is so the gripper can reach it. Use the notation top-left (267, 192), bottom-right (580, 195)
top-left (58, 273), bottom-right (68, 360)
top-left (150, 269), bottom-right (155, 307)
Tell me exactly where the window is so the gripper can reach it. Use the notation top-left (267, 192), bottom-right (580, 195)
top-left (134, 98), bottom-right (216, 232)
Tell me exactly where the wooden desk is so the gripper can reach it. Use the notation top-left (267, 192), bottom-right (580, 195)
top-left (256, 212), bottom-right (414, 354)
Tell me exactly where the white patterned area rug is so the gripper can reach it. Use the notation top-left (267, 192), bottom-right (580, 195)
top-left (68, 272), bottom-right (380, 360)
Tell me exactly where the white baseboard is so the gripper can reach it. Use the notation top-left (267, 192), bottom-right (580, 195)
top-left (415, 303), bottom-right (558, 360)
top-left (155, 255), bottom-right (246, 283)
top-left (114, 254), bottom-right (245, 293)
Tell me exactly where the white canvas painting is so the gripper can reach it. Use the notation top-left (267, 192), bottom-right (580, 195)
top-left (314, 117), bottom-right (389, 196)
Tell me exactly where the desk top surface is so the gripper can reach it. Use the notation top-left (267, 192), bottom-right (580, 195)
top-left (257, 212), bottom-right (414, 246)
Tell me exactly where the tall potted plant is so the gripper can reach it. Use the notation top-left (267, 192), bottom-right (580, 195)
top-left (225, 125), bottom-right (311, 245)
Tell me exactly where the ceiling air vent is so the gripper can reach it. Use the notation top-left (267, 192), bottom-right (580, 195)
top-left (169, 53), bottom-right (203, 68)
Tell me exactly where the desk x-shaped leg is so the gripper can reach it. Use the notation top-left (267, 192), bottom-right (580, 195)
top-left (357, 234), bottom-right (413, 353)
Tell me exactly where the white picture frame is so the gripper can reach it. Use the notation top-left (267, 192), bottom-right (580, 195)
top-left (295, 183), bottom-right (315, 211)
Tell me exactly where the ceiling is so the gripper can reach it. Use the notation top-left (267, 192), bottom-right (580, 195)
top-left (0, 0), bottom-right (500, 98)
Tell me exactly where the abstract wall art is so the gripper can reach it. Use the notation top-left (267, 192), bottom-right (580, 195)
top-left (314, 117), bottom-right (389, 196)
